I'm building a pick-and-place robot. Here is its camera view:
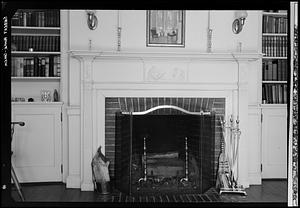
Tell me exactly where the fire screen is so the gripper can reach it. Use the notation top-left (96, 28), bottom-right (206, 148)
top-left (115, 108), bottom-right (216, 195)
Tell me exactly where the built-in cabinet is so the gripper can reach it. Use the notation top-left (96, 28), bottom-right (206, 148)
top-left (261, 106), bottom-right (287, 179)
top-left (11, 9), bottom-right (63, 183)
top-left (261, 10), bottom-right (288, 179)
top-left (11, 103), bottom-right (63, 182)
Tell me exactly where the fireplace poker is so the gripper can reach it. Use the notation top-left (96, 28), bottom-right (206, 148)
top-left (138, 137), bottom-right (148, 185)
top-left (180, 137), bottom-right (189, 184)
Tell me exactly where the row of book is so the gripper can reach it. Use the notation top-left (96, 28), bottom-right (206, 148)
top-left (262, 60), bottom-right (287, 81)
top-left (262, 36), bottom-right (287, 57)
top-left (11, 56), bottom-right (61, 77)
top-left (262, 16), bottom-right (288, 34)
top-left (262, 84), bottom-right (287, 104)
top-left (11, 10), bottom-right (60, 27)
top-left (11, 35), bottom-right (60, 52)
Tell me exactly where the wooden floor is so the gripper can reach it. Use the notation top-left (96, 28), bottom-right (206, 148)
top-left (10, 180), bottom-right (287, 205)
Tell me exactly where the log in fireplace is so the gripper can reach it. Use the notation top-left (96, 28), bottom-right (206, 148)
top-left (115, 106), bottom-right (216, 195)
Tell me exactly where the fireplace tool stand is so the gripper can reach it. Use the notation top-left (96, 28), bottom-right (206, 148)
top-left (219, 116), bottom-right (246, 195)
top-left (180, 137), bottom-right (189, 185)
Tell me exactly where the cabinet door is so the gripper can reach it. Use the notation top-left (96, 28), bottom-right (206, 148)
top-left (11, 105), bottom-right (62, 182)
top-left (262, 107), bottom-right (287, 179)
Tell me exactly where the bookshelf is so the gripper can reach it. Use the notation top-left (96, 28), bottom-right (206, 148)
top-left (261, 10), bottom-right (288, 105)
top-left (11, 9), bottom-right (65, 183)
top-left (11, 9), bottom-right (61, 103)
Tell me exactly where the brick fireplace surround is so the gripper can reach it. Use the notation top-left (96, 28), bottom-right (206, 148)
top-left (69, 51), bottom-right (260, 191)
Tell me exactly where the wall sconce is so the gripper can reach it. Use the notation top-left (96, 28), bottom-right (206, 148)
top-left (232, 10), bottom-right (248, 34)
top-left (86, 10), bottom-right (98, 30)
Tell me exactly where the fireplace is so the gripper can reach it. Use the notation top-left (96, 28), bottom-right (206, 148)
top-left (104, 97), bottom-right (224, 195)
top-left (115, 109), bottom-right (216, 195)
top-left (68, 51), bottom-right (259, 191)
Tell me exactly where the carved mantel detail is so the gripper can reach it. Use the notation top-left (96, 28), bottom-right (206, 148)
top-left (145, 63), bottom-right (188, 82)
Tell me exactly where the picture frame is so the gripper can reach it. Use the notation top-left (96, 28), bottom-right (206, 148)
top-left (146, 10), bottom-right (185, 47)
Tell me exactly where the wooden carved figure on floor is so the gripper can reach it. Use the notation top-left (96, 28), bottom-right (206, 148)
top-left (92, 146), bottom-right (110, 194)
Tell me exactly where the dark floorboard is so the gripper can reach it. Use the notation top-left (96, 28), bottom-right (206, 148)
top-left (10, 180), bottom-right (287, 204)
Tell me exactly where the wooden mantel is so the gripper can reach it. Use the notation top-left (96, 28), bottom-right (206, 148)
top-left (69, 49), bottom-right (260, 191)
top-left (69, 50), bottom-right (262, 62)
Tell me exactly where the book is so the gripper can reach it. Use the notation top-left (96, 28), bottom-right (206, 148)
top-left (34, 56), bottom-right (38, 76)
top-left (278, 84), bottom-right (283, 104)
top-left (283, 84), bottom-right (287, 103)
top-left (262, 61), bottom-right (265, 80)
top-left (38, 57), bottom-right (43, 77)
top-left (45, 57), bottom-right (50, 77)
top-left (41, 58), bottom-right (46, 77)
top-left (282, 60), bottom-right (287, 81)
top-left (263, 16), bottom-right (266, 33)
top-left (23, 58), bottom-right (27, 77)
top-left (266, 36), bottom-right (269, 56)
top-left (278, 60), bottom-right (282, 81)
top-left (15, 57), bottom-right (23, 77)
top-left (275, 85), bottom-right (280, 103)
top-left (272, 60), bottom-right (278, 81)
top-left (53, 56), bottom-right (58, 76)
top-left (262, 85), bottom-right (266, 102)
top-left (49, 55), bottom-right (54, 77)
top-left (272, 85), bottom-right (276, 104)
top-left (28, 58), bottom-right (34, 77)
top-left (267, 60), bottom-right (273, 81)
top-left (56, 56), bottom-right (61, 77)
top-left (268, 85), bottom-right (272, 104)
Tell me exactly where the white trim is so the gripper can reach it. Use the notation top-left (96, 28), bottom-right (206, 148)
top-left (12, 102), bottom-right (63, 106)
top-left (66, 106), bottom-right (80, 115)
top-left (93, 82), bottom-right (240, 91)
top-left (248, 173), bottom-right (262, 185)
top-left (66, 175), bottom-right (81, 188)
top-left (69, 50), bottom-right (261, 62)
top-left (80, 181), bottom-right (94, 191)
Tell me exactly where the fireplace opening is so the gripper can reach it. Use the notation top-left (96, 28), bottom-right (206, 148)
top-left (115, 107), bottom-right (216, 195)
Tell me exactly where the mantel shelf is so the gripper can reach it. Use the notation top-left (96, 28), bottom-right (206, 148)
top-left (69, 50), bottom-right (262, 62)
top-left (12, 101), bottom-right (63, 106)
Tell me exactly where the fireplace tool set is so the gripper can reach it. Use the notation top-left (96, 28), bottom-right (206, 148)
top-left (216, 53), bottom-right (247, 195)
top-left (218, 115), bottom-right (247, 195)
top-left (137, 136), bottom-right (191, 189)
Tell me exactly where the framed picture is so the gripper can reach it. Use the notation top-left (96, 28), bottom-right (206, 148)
top-left (146, 10), bottom-right (185, 47)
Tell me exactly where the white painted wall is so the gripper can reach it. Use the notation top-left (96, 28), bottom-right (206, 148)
top-left (68, 10), bottom-right (260, 52)
top-left (65, 10), bottom-right (263, 189)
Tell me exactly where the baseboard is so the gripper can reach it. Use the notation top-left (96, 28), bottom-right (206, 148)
top-left (81, 181), bottom-right (94, 191)
top-left (66, 175), bottom-right (81, 189)
top-left (239, 179), bottom-right (250, 188)
top-left (12, 181), bottom-right (63, 186)
top-left (248, 173), bottom-right (262, 185)
top-left (262, 178), bottom-right (288, 181)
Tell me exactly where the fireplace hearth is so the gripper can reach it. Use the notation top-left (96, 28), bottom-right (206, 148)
top-left (115, 106), bottom-right (216, 195)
